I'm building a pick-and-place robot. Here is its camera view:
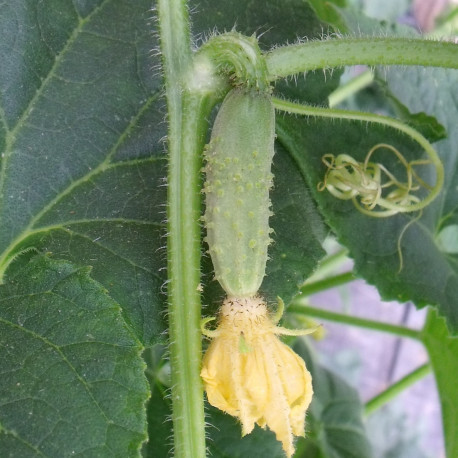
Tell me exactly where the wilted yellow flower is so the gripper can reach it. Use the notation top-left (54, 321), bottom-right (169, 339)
top-left (201, 296), bottom-right (316, 457)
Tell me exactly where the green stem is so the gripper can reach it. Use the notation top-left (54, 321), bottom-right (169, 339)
top-left (304, 247), bottom-right (350, 284)
top-left (288, 303), bottom-right (422, 340)
top-left (158, 1), bottom-right (211, 456)
top-left (300, 271), bottom-right (355, 296)
top-left (166, 92), bottom-right (211, 458)
top-left (265, 37), bottom-right (458, 79)
top-left (364, 363), bottom-right (432, 415)
top-left (328, 69), bottom-right (374, 107)
top-left (272, 98), bottom-right (444, 214)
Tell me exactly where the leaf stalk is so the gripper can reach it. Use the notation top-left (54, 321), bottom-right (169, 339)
top-left (364, 363), bottom-right (432, 415)
top-left (266, 37), bottom-right (458, 80)
top-left (288, 303), bottom-right (422, 340)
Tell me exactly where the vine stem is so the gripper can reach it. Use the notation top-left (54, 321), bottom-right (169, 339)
top-left (288, 303), bottom-right (422, 340)
top-left (165, 93), bottom-right (213, 458)
top-left (328, 69), bottom-right (374, 107)
top-left (364, 363), bottom-right (432, 415)
top-left (158, 1), bottom-right (212, 456)
top-left (265, 37), bottom-right (458, 79)
top-left (302, 247), bottom-right (350, 285)
top-left (272, 98), bottom-right (444, 214)
top-left (300, 271), bottom-right (355, 296)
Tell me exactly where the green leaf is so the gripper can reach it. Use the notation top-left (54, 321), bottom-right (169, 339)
top-left (305, 0), bottom-right (349, 32)
top-left (277, 113), bottom-right (458, 333)
top-left (293, 340), bottom-right (372, 458)
top-left (383, 67), bottom-right (458, 226)
top-left (0, 0), bottom-right (167, 344)
top-left (287, 1), bottom-right (458, 333)
top-left (263, 143), bottom-right (327, 304)
top-left (142, 345), bottom-right (172, 458)
top-left (421, 308), bottom-right (458, 458)
top-left (0, 254), bottom-right (149, 457)
top-left (207, 405), bottom-right (285, 458)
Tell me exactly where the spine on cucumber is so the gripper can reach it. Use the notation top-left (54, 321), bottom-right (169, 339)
top-left (203, 88), bottom-right (275, 297)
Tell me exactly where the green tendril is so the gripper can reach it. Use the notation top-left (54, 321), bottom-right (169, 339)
top-left (272, 99), bottom-right (444, 218)
top-left (318, 143), bottom-right (435, 217)
top-left (396, 211), bottom-right (423, 273)
top-left (201, 316), bottom-right (220, 338)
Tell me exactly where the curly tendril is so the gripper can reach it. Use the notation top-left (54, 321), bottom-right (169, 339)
top-left (271, 98), bottom-right (444, 218)
top-left (318, 143), bottom-right (437, 217)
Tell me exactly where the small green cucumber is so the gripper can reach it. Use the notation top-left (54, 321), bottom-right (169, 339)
top-left (203, 88), bottom-right (275, 297)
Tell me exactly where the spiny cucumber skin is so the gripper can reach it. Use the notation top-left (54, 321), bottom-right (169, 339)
top-left (203, 88), bottom-right (275, 297)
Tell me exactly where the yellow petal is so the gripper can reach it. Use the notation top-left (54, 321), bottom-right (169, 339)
top-left (201, 296), bottom-right (314, 458)
top-left (201, 335), bottom-right (239, 417)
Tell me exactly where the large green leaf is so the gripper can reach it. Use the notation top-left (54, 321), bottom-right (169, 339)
top-left (306, 0), bottom-right (458, 333)
top-left (277, 114), bottom-right (458, 333)
top-left (422, 309), bottom-right (458, 458)
top-left (0, 255), bottom-right (148, 456)
top-left (0, 0), bottom-right (167, 345)
top-left (382, 66), bottom-right (458, 333)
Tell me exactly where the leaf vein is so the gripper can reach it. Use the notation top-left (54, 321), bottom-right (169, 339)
top-left (0, 155), bottom-right (165, 274)
top-left (0, 0), bottom-right (113, 229)
top-left (0, 428), bottom-right (47, 457)
top-left (0, 316), bottom-right (112, 426)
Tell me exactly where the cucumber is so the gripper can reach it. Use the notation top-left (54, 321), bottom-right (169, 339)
top-left (203, 88), bottom-right (275, 297)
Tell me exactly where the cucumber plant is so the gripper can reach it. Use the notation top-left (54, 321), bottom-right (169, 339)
top-left (159, 1), bottom-right (458, 457)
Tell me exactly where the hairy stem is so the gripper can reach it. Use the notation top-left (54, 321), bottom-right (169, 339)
top-left (365, 363), bottom-right (432, 415)
top-left (158, 1), bottom-right (209, 456)
top-left (167, 93), bottom-right (213, 458)
top-left (266, 37), bottom-right (458, 79)
top-left (288, 303), bottom-right (422, 340)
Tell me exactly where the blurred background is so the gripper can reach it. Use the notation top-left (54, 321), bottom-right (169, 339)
top-left (302, 240), bottom-right (443, 458)
top-left (352, 0), bottom-right (458, 34)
